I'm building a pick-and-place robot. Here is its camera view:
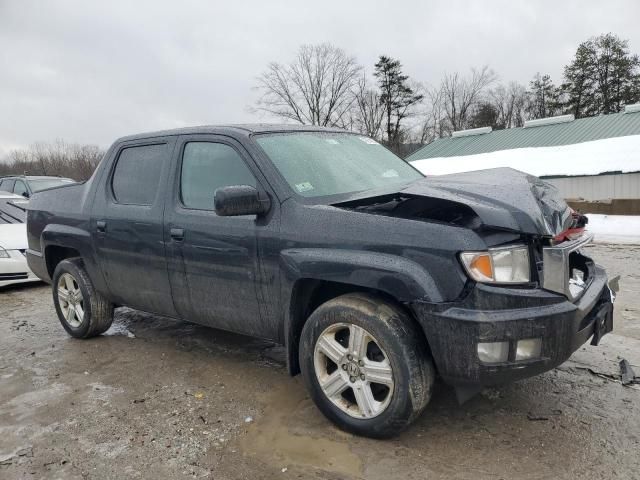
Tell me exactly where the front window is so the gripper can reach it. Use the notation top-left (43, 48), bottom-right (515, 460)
top-left (13, 180), bottom-right (29, 196)
top-left (180, 142), bottom-right (257, 210)
top-left (29, 178), bottom-right (75, 193)
top-left (255, 132), bottom-right (423, 198)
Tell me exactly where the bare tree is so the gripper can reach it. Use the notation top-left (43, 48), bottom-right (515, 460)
top-left (417, 85), bottom-right (451, 144)
top-left (441, 66), bottom-right (497, 131)
top-left (490, 81), bottom-right (528, 129)
top-left (350, 74), bottom-right (385, 139)
top-left (254, 43), bottom-right (362, 126)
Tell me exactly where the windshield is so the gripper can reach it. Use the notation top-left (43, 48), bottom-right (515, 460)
top-left (255, 132), bottom-right (423, 198)
top-left (29, 178), bottom-right (75, 192)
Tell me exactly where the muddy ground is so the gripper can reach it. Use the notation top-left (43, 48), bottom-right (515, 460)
top-left (1, 244), bottom-right (639, 479)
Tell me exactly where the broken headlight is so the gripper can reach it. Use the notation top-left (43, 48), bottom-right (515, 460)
top-left (459, 245), bottom-right (530, 284)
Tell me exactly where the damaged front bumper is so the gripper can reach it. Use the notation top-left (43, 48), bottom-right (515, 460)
top-left (411, 258), bottom-right (613, 401)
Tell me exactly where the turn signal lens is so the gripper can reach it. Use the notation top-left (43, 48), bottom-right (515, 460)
top-left (460, 252), bottom-right (494, 282)
top-left (460, 245), bottom-right (530, 284)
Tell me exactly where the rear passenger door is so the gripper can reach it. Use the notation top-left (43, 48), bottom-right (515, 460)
top-left (91, 138), bottom-right (177, 317)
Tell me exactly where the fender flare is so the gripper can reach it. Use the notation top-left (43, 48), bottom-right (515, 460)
top-left (40, 224), bottom-right (108, 294)
top-left (281, 248), bottom-right (443, 303)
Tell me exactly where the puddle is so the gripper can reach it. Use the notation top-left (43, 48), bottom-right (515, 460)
top-left (239, 381), bottom-right (363, 478)
top-left (0, 383), bottom-right (70, 421)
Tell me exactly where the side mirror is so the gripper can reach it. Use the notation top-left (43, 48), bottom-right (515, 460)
top-left (21, 192), bottom-right (30, 198)
top-left (214, 185), bottom-right (271, 217)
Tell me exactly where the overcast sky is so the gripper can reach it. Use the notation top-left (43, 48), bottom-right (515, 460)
top-left (1, 0), bottom-right (639, 157)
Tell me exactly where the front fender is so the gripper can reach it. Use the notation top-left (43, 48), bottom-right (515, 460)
top-left (281, 248), bottom-right (443, 303)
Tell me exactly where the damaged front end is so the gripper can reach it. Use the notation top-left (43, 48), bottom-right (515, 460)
top-left (334, 167), bottom-right (615, 402)
top-left (333, 167), bottom-right (574, 236)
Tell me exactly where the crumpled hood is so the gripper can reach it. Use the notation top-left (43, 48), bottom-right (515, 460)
top-left (399, 167), bottom-right (572, 236)
top-left (0, 223), bottom-right (28, 250)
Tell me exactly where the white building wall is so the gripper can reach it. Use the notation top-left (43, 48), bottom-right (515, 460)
top-left (545, 172), bottom-right (640, 200)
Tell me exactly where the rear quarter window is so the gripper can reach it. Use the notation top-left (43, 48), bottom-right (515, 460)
top-left (112, 144), bottom-right (166, 205)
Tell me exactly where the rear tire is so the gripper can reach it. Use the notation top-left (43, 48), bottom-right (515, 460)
top-left (52, 258), bottom-right (114, 339)
top-left (299, 292), bottom-right (435, 438)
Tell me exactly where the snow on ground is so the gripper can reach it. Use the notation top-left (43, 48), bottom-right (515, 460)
top-left (103, 321), bottom-right (135, 338)
top-left (587, 214), bottom-right (640, 244)
top-left (410, 134), bottom-right (640, 177)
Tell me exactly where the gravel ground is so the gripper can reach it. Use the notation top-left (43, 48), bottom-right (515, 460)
top-left (1, 244), bottom-right (639, 479)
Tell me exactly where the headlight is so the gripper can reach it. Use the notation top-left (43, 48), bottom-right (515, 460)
top-left (0, 247), bottom-right (9, 259)
top-left (459, 245), bottom-right (530, 284)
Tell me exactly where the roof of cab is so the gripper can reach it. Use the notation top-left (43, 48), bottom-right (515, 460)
top-left (115, 124), bottom-right (348, 143)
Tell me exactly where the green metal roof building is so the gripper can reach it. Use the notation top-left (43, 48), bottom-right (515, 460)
top-left (406, 107), bottom-right (640, 162)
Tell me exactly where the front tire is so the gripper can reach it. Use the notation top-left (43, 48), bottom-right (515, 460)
top-left (52, 258), bottom-right (114, 339)
top-left (299, 293), bottom-right (435, 438)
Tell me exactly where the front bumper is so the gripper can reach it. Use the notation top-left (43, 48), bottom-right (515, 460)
top-left (0, 249), bottom-right (40, 288)
top-left (411, 263), bottom-right (613, 389)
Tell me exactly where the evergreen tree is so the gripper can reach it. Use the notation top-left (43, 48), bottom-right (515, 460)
top-left (562, 42), bottom-right (597, 118)
top-left (561, 33), bottom-right (640, 117)
top-left (374, 56), bottom-right (423, 149)
top-left (469, 102), bottom-right (500, 129)
top-left (527, 73), bottom-right (561, 119)
top-left (593, 33), bottom-right (640, 113)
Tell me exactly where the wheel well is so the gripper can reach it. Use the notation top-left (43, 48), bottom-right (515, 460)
top-left (287, 279), bottom-right (428, 376)
top-left (45, 246), bottom-right (81, 278)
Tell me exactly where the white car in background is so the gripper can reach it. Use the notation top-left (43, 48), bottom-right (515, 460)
top-left (0, 191), bottom-right (39, 288)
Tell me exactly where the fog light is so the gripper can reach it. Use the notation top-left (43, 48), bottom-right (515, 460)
top-left (516, 338), bottom-right (542, 361)
top-left (477, 341), bottom-right (509, 363)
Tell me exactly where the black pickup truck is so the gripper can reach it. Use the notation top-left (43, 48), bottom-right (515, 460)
top-left (26, 125), bottom-right (614, 437)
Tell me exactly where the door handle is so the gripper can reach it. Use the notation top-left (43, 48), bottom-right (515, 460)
top-left (96, 220), bottom-right (107, 233)
top-left (170, 228), bottom-right (185, 241)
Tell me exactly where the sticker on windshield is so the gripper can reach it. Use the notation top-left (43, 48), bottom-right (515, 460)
top-left (295, 182), bottom-right (314, 193)
top-left (359, 137), bottom-right (379, 145)
top-left (381, 169), bottom-right (399, 178)
top-left (325, 138), bottom-right (339, 145)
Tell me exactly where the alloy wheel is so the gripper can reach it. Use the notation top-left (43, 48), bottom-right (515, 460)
top-left (314, 322), bottom-right (394, 419)
top-left (57, 273), bottom-right (85, 328)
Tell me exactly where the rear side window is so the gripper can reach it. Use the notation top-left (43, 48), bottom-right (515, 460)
top-left (181, 142), bottom-right (256, 210)
top-left (112, 144), bottom-right (166, 205)
top-left (1, 179), bottom-right (15, 192)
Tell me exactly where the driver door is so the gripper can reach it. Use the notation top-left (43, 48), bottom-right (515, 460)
top-left (164, 135), bottom-right (279, 339)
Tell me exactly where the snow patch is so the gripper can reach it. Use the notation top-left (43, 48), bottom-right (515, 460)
top-left (587, 215), bottom-right (640, 244)
top-left (104, 322), bottom-right (135, 338)
top-left (411, 135), bottom-right (640, 177)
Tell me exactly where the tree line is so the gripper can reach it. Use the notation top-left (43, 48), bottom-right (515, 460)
top-left (0, 140), bottom-right (103, 181)
top-left (254, 33), bottom-right (640, 155)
